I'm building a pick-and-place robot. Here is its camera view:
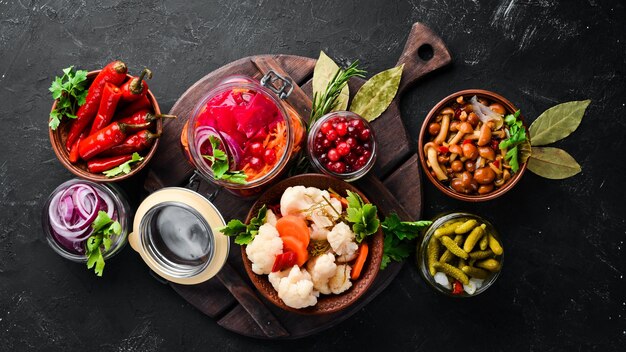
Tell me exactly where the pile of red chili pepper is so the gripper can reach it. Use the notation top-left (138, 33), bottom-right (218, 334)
top-left (62, 60), bottom-right (175, 175)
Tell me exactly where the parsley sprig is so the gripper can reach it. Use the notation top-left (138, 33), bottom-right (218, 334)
top-left (345, 191), bottom-right (380, 243)
top-left (202, 136), bottom-right (247, 184)
top-left (499, 110), bottom-right (527, 173)
top-left (219, 205), bottom-right (267, 245)
top-left (380, 213), bottom-right (432, 269)
top-left (86, 211), bottom-right (122, 277)
top-left (103, 153), bottom-right (144, 177)
top-left (49, 66), bottom-right (89, 130)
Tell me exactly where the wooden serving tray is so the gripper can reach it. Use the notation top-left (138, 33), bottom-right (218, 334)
top-left (143, 22), bottom-right (451, 339)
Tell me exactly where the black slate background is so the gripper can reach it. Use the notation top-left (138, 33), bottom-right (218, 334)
top-left (1, 0), bottom-right (625, 351)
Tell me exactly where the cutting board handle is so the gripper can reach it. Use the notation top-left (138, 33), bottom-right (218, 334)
top-left (396, 22), bottom-right (452, 94)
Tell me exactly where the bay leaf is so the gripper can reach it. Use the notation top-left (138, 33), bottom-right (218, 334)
top-left (312, 51), bottom-right (349, 112)
top-left (349, 64), bottom-right (404, 122)
top-left (529, 100), bottom-right (591, 146)
top-left (519, 139), bottom-right (532, 164)
top-left (527, 147), bottom-right (581, 179)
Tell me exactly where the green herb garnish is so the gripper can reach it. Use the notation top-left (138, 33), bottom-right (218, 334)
top-left (86, 211), bottom-right (121, 276)
top-left (202, 136), bottom-right (247, 184)
top-left (499, 110), bottom-right (526, 173)
top-left (345, 190), bottom-right (380, 243)
top-left (380, 213), bottom-right (432, 270)
top-left (49, 66), bottom-right (89, 130)
top-left (219, 205), bottom-right (267, 245)
top-left (103, 152), bottom-right (144, 177)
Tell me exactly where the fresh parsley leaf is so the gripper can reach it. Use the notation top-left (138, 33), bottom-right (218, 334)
top-left (345, 190), bottom-right (380, 243)
top-left (102, 153), bottom-right (144, 177)
top-left (498, 110), bottom-right (526, 173)
top-left (48, 66), bottom-right (88, 130)
top-left (202, 136), bottom-right (247, 184)
top-left (85, 211), bottom-right (122, 277)
top-left (506, 145), bottom-right (520, 173)
top-left (380, 213), bottom-right (432, 269)
top-left (218, 205), bottom-right (267, 245)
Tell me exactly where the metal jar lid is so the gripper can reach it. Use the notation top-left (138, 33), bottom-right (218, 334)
top-left (129, 187), bottom-right (229, 285)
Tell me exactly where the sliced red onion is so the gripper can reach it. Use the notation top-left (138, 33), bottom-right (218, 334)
top-left (220, 131), bottom-right (243, 168)
top-left (470, 96), bottom-right (503, 130)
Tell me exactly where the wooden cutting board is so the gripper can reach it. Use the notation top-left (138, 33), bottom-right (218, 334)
top-left (142, 22), bottom-right (451, 339)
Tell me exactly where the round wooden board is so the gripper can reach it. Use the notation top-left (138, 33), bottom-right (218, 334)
top-left (143, 22), bottom-right (451, 339)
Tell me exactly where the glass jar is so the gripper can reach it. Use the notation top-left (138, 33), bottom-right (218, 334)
top-left (41, 179), bottom-right (130, 263)
top-left (417, 212), bottom-right (504, 297)
top-left (307, 111), bottom-right (377, 182)
top-left (128, 187), bottom-right (230, 284)
top-left (182, 73), bottom-right (305, 197)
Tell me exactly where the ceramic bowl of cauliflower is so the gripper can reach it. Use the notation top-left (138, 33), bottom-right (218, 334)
top-left (241, 174), bottom-right (383, 314)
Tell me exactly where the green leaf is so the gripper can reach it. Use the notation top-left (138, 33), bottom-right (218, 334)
top-left (62, 66), bottom-right (73, 76)
top-left (49, 111), bottom-right (61, 130)
top-left (95, 249), bottom-right (105, 277)
top-left (529, 100), bottom-right (591, 146)
top-left (380, 213), bottom-right (432, 269)
top-left (102, 153), bottom-right (144, 177)
top-left (219, 219), bottom-right (247, 236)
top-left (86, 250), bottom-right (99, 269)
top-left (77, 90), bottom-right (88, 106)
top-left (312, 51), bottom-right (350, 111)
top-left (349, 64), bottom-right (403, 122)
top-left (102, 237), bottom-right (112, 251)
top-left (49, 77), bottom-right (64, 99)
top-left (527, 147), bottom-right (581, 179)
top-left (219, 205), bottom-right (267, 245)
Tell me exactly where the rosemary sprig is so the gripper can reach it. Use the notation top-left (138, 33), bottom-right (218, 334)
top-left (309, 61), bottom-right (366, 129)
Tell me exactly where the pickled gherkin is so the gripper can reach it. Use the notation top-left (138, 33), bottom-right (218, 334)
top-left (488, 234), bottom-right (504, 255)
top-left (439, 234), bottom-right (463, 263)
top-left (461, 265), bottom-right (490, 279)
top-left (427, 238), bottom-right (439, 276)
top-left (440, 235), bottom-right (468, 260)
top-left (433, 262), bottom-right (469, 285)
top-left (476, 258), bottom-right (501, 272)
top-left (454, 219), bottom-right (478, 234)
top-left (434, 221), bottom-right (462, 238)
top-left (468, 249), bottom-right (494, 260)
top-left (457, 258), bottom-right (467, 270)
top-left (479, 232), bottom-right (489, 250)
top-left (463, 224), bottom-right (485, 252)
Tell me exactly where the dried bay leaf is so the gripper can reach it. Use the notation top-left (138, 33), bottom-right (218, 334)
top-left (527, 147), bottom-right (581, 179)
top-left (349, 64), bottom-right (404, 122)
top-left (312, 51), bottom-right (349, 112)
top-left (529, 100), bottom-right (591, 146)
top-left (519, 139), bottom-right (532, 164)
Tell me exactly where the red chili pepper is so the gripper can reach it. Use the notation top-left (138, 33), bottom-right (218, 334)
top-left (65, 60), bottom-right (128, 150)
top-left (117, 109), bottom-right (176, 126)
top-left (452, 280), bottom-right (464, 295)
top-left (89, 82), bottom-right (122, 135)
top-left (120, 68), bottom-right (152, 102)
top-left (87, 154), bottom-right (133, 173)
top-left (438, 146), bottom-right (449, 153)
top-left (491, 139), bottom-right (500, 151)
top-left (68, 131), bottom-right (87, 163)
top-left (115, 95), bottom-right (152, 118)
top-left (463, 139), bottom-right (474, 145)
top-left (271, 251), bottom-right (297, 272)
top-left (101, 130), bottom-right (160, 156)
top-left (78, 122), bottom-right (143, 160)
top-left (493, 159), bottom-right (500, 168)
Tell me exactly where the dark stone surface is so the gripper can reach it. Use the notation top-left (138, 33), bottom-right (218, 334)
top-left (1, 0), bottom-right (624, 350)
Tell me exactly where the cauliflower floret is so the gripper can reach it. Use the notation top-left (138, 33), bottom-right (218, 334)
top-left (274, 265), bottom-right (318, 309)
top-left (245, 224), bottom-right (283, 275)
top-left (327, 222), bottom-right (358, 257)
top-left (268, 269), bottom-right (289, 291)
top-left (310, 223), bottom-right (330, 241)
top-left (306, 253), bottom-right (337, 294)
top-left (265, 209), bottom-right (278, 226)
top-left (280, 186), bottom-right (342, 228)
top-left (329, 264), bottom-right (352, 294)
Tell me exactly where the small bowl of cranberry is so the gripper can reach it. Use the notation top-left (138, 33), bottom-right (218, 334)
top-left (307, 111), bottom-right (377, 181)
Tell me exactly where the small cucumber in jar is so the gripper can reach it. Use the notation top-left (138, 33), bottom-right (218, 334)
top-left (476, 258), bottom-right (501, 272)
top-left (440, 235), bottom-right (469, 260)
top-left (488, 234), bottom-right (504, 255)
top-left (463, 223), bottom-right (486, 252)
top-left (454, 219), bottom-right (478, 234)
top-left (433, 262), bottom-right (469, 285)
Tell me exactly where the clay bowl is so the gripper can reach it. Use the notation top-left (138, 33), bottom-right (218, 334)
top-left (242, 174), bottom-right (384, 315)
top-left (49, 70), bottom-right (162, 182)
top-left (418, 89), bottom-right (528, 202)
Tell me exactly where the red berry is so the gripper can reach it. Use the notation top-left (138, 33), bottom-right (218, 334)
top-left (316, 131), bottom-right (324, 139)
top-left (345, 152), bottom-right (358, 166)
top-left (318, 153), bottom-right (329, 164)
top-left (362, 149), bottom-right (372, 160)
top-left (326, 129), bottom-right (338, 141)
top-left (336, 142), bottom-right (350, 156)
top-left (331, 161), bottom-right (346, 173)
top-left (347, 125), bottom-right (358, 138)
top-left (345, 137), bottom-right (357, 148)
top-left (362, 142), bottom-right (372, 151)
top-left (327, 148), bottom-right (340, 161)
top-left (325, 161), bottom-right (334, 170)
top-left (321, 138), bottom-right (332, 149)
top-left (264, 149), bottom-right (277, 164)
top-left (320, 121), bottom-right (333, 134)
top-left (359, 128), bottom-right (371, 141)
top-left (249, 142), bottom-right (264, 157)
top-left (249, 157), bottom-right (263, 170)
top-left (354, 145), bottom-right (365, 155)
top-left (335, 122), bottom-right (348, 136)
top-left (350, 118), bottom-right (365, 131)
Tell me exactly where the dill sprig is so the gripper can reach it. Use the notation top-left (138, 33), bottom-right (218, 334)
top-left (309, 61), bottom-right (366, 128)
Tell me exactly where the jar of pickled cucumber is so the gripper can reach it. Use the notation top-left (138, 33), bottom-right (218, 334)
top-left (417, 212), bottom-right (504, 297)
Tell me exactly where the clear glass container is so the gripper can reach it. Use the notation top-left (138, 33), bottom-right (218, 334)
top-left (417, 212), bottom-right (503, 297)
top-left (182, 74), bottom-right (305, 197)
top-left (41, 179), bottom-right (130, 263)
top-left (307, 111), bottom-right (377, 182)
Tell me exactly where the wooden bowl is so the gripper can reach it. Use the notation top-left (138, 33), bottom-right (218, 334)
top-left (418, 89), bottom-right (528, 202)
top-left (49, 70), bottom-right (162, 182)
top-left (241, 174), bottom-right (384, 315)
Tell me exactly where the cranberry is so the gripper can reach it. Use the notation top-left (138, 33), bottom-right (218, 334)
top-left (327, 148), bottom-right (340, 161)
top-left (326, 129), bottom-right (338, 141)
top-left (345, 152), bottom-right (358, 165)
top-left (318, 153), bottom-right (329, 164)
top-left (313, 142), bottom-right (325, 154)
top-left (321, 138), bottom-right (332, 149)
top-left (320, 121), bottom-right (333, 134)
top-left (335, 122), bottom-right (348, 136)
top-left (316, 131), bottom-right (324, 139)
top-left (325, 161), bottom-right (334, 170)
top-left (362, 142), bottom-right (371, 151)
top-left (359, 128), bottom-right (371, 141)
top-left (334, 116), bottom-right (347, 123)
top-left (264, 149), bottom-right (277, 164)
top-left (249, 157), bottom-right (263, 170)
top-left (354, 145), bottom-right (365, 155)
top-left (249, 142), bottom-right (264, 157)
top-left (347, 125), bottom-right (358, 138)
top-left (350, 118), bottom-right (365, 131)
top-left (329, 161), bottom-right (346, 173)
top-left (336, 142), bottom-right (350, 156)
top-left (361, 149), bottom-right (372, 160)
top-left (346, 137), bottom-right (357, 148)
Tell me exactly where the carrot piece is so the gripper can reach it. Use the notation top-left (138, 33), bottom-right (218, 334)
top-left (275, 215), bottom-right (310, 248)
top-left (280, 236), bottom-right (308, 267)
top-left (351, 243), bottom-right (369, 280)
top-left (330, 193), bottom-right (349, 209)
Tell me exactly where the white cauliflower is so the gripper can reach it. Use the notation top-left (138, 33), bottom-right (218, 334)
top-left (310, 223), bottom-right (329, 241)
top-left (268, 269), bottom-right (289, 292)
top-left (245, 224), bottom-right (283, 275)
top-left (329, 264), bottom-right (352, 294)
top-left (306, 253), bottom-right (337, 294)
top-left (327, 222), bottom-right (358, 257)
top-left (280, 186), bottom-right (342, 229)
top-left (265, 209), bottom-right (278, 226)
top-left (272, 265), bottom-right (318, 309)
